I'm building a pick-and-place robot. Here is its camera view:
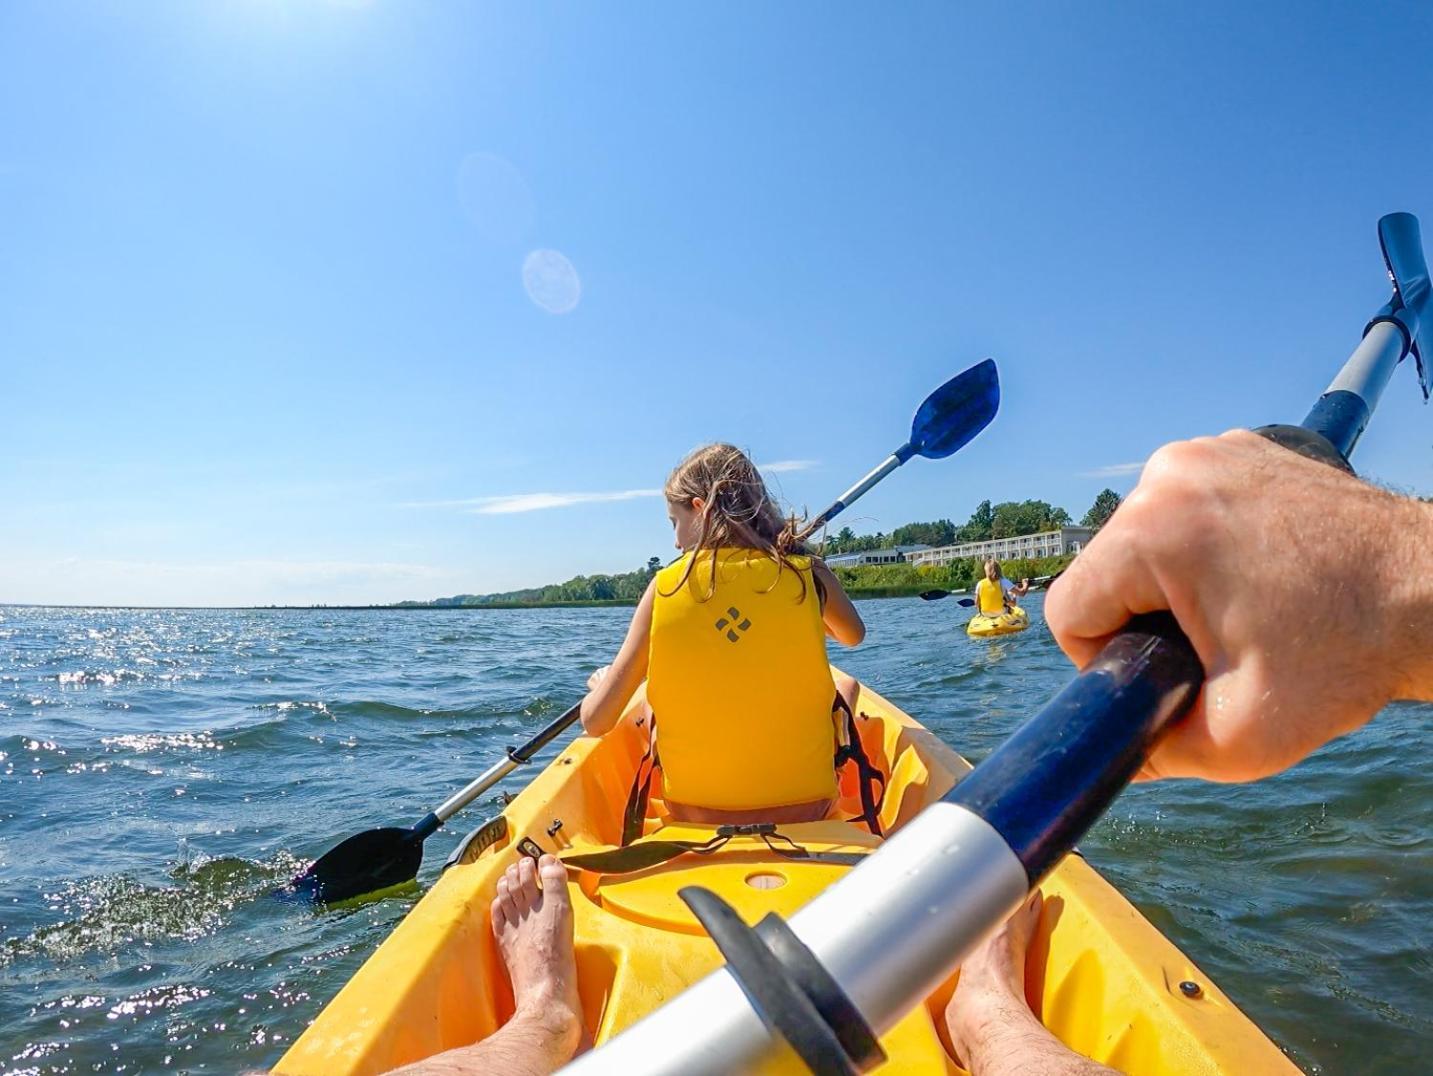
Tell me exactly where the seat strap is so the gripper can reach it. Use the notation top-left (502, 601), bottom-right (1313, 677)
top-left (619, 715), bottom-right (659, 846)
top-left (563, 823), bottom-right (869, 876)
top-left (832, 693), bottom-right (886, 837)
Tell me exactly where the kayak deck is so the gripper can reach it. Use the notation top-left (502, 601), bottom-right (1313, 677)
top-left (967, 607), bottom-right (1030, 638)
top-left (277, 680), bottom-right (1295, 1075)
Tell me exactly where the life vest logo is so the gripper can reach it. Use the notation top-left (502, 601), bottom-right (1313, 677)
top-left (714, 607), bottom-right (752, 643)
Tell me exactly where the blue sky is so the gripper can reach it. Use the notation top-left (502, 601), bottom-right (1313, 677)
top-left (4, 2), bottom-right (1431, 606)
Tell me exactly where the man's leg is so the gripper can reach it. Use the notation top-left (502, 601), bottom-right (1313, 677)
top-left (945, 892), bottom-right (1117, 1076)
top-left (391, 854), bottom-right (582, 1076)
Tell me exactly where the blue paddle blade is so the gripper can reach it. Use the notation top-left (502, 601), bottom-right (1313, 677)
top-left (1377, 212), bottom-right (1430, 398)
top-left (907, 358), bottom-right (1000, 459)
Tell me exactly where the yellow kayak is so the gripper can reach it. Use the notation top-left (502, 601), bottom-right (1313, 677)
top-left (966, 606), bottom-right (1030, 638)
top-left (277, 680), bottom-right (1293, 1075)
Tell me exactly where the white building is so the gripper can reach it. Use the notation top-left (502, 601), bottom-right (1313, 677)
top-left (824, 544), bottom-right (931, 568)
top-left (905, 527), bottom-right (1094, 568)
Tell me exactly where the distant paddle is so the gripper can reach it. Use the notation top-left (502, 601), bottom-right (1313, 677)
top-left (286, 359), bottom-right (1001, 904)
top-left (919, 573), bottom-right (1056, 603)
top-left (919, 591), bottom-right (975, 605)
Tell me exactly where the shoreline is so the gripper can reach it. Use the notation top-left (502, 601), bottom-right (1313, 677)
top-left (0, 589), bottom-right (952, 613)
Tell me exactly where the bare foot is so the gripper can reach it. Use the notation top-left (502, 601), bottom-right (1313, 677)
top-left (491, 854), bottom-right (582, 1057)
top-left (945, 892), bottom-right (1116, 1075)
top-left (946, 891), bottom-right (1043, 1067)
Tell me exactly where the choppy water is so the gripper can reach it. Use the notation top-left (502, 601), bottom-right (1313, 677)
top-left (1, 601), bottom-right (1428, 1074)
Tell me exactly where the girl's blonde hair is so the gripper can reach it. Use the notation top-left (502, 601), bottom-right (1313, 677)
top-left (984, 559), bottom-right (1003, 581)
top-left (663, 443), bottom-right (816, 602)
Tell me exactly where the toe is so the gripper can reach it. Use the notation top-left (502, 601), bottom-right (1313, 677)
top-left (495, 872), bottom-right (517, 917)
top-left (537, 854), bottom-right (569, 900)
top-left (490, 892), bottom-right (512, 931)
top-left (514, 855), bottom-right (539, 913)
top-left (1014, 890), bottom-right (1044, 940)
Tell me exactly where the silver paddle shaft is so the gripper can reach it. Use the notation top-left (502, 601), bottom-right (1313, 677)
top-left (807, 452), bottom-right (904, 533)
top-left (1324, 320), bottom-right (1405, 414)
top-left (434, 755), bottom-right (519, 823)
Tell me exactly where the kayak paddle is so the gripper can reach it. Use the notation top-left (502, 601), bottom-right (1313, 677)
top-left (287, 358), bottom-right (1001, 904)
top-left (918, 592), bottom-right (976, 606)
top-left (805, 359), bottom-right (1000, 536)
top-left (918, 575), bottom-right (1054, 602)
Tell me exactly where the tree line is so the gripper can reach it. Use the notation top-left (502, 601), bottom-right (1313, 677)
top-left (402, 489), bottom-right (1125, 607)
top-left (821, 489), bottom-right (1122, 555)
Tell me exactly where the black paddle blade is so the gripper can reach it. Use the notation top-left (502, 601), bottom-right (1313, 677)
top-left (918, 589), bottom-right (951, 601)
top-left (288, 826), bottom-right (424, 904)
top-left (908, 359), bottom-right (1000, 460)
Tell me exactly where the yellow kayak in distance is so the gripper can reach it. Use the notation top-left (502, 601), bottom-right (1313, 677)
top-left (966, 605), bottom-right (1030, 638)
top-left (276, 677), bottom-right (1294, 1075)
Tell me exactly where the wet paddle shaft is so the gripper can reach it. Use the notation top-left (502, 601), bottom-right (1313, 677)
top-left (288, 359), bottom-right (1001, 903)
top-left (560, 213), bottom-right (1431, 1074)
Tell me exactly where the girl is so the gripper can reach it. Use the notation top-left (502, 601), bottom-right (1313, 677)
top-left (976, 559), bottom-right (1029, 615)
top-left (579, 443), bottom-right (866, 826)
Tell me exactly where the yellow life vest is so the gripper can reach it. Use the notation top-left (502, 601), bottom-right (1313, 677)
top-left (976, 577), bottom-right (1007, 615)
top-left (648, 548), bottom-right (837, 811)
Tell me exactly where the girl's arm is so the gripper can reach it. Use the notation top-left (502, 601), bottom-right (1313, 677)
top-left (579, 581), bottom-right (655, 736)
top-left (812, 559), bottom-right (865, 646)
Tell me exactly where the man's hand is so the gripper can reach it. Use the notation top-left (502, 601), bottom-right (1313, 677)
top-left (1046, 431), bottom-right (1432, 782)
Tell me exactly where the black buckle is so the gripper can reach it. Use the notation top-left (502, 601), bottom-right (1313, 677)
top-left (715, 823), bottom-right (777, 838)
top-left (515, 836), bottom-right (545, 861)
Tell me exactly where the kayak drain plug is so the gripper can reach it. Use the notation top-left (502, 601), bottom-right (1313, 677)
top-left (1179, 981), bottom-right (1203, 999)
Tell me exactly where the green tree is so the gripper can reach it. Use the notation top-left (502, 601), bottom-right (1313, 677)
top-left (891, 519), bottom-right (956, 547)
top-left (646, 556), bottom-right (663, 575)
top-left (989, 500), bottom-right (1071, 538)
top-left (956, 500), bottom-right (994, 542)
top-left (1081, 489), bottom-right (1123, 530)
top-left (823, 526), bottom-right (860, 555)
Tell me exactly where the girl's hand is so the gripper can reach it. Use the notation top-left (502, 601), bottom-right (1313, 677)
top-left (587, 665), bottom-right (611, 690)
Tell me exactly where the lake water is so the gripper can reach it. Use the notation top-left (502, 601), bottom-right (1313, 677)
top-left (1, 600), bottom-right (1428, 1073)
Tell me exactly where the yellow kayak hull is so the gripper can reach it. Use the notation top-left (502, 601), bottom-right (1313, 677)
top-left (967, 606), bottom-right (1030, 638)
top-left (277, 680), bottom-right (1294, 1075)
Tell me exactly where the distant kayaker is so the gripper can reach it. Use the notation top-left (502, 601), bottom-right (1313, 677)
top-left (976, 559), bottom-right (1029, 615)
top-left (578, 443), bottom-right (874, 828)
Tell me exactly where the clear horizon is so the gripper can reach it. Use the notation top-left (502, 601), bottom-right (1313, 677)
top-left (6, 3), bottom-right (1432, 606)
